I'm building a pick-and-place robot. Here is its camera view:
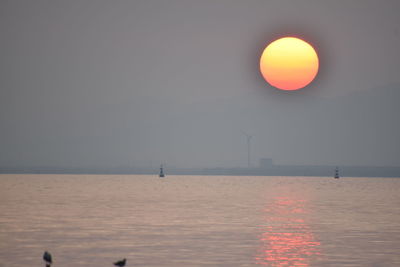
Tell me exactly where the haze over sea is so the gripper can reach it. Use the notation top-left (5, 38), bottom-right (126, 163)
top-left (1, 175), bottom-right (399, 267)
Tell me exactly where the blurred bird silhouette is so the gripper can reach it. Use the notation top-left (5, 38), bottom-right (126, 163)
top-left (43, 251), bottom-right (52, 267)
top-left (114, 258), bottom-right (126, 267)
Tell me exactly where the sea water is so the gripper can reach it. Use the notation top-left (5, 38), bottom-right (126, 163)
top-left (0, 174), bottom-right (399, 266)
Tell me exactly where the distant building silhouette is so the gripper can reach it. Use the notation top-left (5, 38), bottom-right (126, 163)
top-left (259, 158), bottom-right (273, 169)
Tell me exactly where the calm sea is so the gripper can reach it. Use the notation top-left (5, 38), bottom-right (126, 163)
top-left (0, 175), bottom-right (399, 266)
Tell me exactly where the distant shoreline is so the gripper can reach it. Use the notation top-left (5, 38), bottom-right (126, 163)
top-left (1, 165), bottom-right (400, 178)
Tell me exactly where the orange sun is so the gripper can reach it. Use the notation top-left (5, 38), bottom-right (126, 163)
top-left (260, 37), bottom-right (319, 90)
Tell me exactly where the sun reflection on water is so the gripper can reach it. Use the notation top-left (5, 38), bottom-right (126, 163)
top-left (256, 197), bottom-right (321, 266)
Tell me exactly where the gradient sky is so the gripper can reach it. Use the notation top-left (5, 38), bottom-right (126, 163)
top-left (1, 0), bottom-right (400, 169)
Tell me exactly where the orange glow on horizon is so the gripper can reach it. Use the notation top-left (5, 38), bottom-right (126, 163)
top-left (260, 37), bottom-right (319, 90)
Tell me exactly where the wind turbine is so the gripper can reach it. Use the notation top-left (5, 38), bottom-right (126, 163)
top-left (241, 131), bottom-right (252, 168)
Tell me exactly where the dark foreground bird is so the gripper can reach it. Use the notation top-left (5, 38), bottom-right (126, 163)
top-left (43, 251), bottom-right (52, 267)
top-left (114, 258), bottom-right (126, 267)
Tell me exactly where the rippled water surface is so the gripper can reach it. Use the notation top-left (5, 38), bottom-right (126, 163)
top-left (1, 175), bottom-right (400, 266)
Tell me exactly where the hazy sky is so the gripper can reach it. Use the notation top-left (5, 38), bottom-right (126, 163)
top-left (1, 0), bottom-right (400, 169)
